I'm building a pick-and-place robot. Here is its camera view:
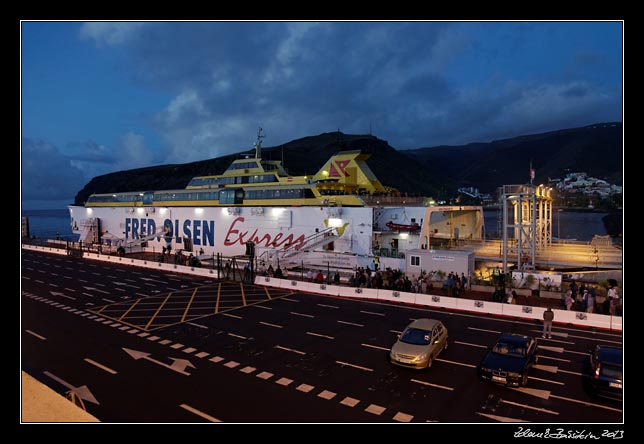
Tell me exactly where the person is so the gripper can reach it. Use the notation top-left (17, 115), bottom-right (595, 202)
top-left (333, 270), bottom-right (340, 285)
top-left (542, 307), bottom-right (554, 339)
top-left (274, 265), bottom-right (283, 279)
top-left (609, 287), bottom-right (620, 316)
top-left (565, 292), bottom-right (574, 311)
top-left (583, 289), bottom-right (594, 313)
top-left (315, 271), bottom-right (325, 284)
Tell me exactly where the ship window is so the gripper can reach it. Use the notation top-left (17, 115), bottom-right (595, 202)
top-left (410, 255), bottom-right (420, 267)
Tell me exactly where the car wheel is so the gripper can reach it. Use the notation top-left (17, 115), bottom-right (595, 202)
top-left (426, 356), bottom-right (433, 368)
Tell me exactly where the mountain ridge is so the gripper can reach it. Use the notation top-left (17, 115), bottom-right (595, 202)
top-left (74, 122), bottom-right (622, 204)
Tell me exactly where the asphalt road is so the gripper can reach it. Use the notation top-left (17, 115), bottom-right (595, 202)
top-left (21, 249), bottom-right (624, 424)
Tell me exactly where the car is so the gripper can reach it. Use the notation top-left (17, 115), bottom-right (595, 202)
top-left (477, 333), bottom-right (538, 387)
top-left (389, 318), bottom-right (448, 369)
top-left (582, 345), bottom-right (622, 401)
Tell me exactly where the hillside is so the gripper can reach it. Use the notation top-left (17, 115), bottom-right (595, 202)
top-left (74, 122), bottom-right (623, 204)
top-left (74, 132), bottom-right (454, 204)
top-left (404, 122), bottom-right (623, 193)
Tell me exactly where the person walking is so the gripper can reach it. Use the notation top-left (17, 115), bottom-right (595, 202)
top-left (542, 307), bottom-right (554, 339)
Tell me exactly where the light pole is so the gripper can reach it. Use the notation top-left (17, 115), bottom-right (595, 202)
top-left (557, 208), bottom-right (562, 240)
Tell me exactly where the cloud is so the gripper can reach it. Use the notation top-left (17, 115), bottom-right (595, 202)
top-left (79, 22), bottom-right (147, 46)
top-left (79, 21), bottom-right (622, 161)
top-left (21, 138), bottom-right (88, 201)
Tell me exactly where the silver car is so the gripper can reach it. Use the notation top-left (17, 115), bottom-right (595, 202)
top-left (389, 318), bottom-right (448, 369)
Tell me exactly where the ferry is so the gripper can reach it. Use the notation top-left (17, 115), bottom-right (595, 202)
top-left (69, 129), bottom-right (484, 271)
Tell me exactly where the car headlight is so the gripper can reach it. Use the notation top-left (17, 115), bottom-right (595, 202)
top-left (479, 367), bottom-right (491, 373)
top-left (390, 351), bottom-right (397, 359)
top-left (414, 352), bottom-right (429, 362)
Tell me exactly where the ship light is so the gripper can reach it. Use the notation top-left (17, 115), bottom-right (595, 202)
top-left (159, 208), bottom-right (168, 215)
top-left (136, 207), bottom-right (145, 215)
top-left (272, 208), bottom-right (285, 217)
top-left (327, 218), bottom-right (343, 227)
top-left (86, 208), bottom-right (93, 215)
top-left (400, 232), bottom-right (409, 239)
top-left (195, 208), bottom-right (204, 215)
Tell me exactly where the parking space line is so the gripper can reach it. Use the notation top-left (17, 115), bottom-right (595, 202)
top-left (222, 313), bottom-right (242, 319)
top-left (239, 283), bottom-right (246, 306)
top-left (263, 286), bottom-right (272, 300)
top-left (528, 376), bottom-right (565, 386)
top-left (337, 320), bottom-right (364, 327)
top-left (84, 358), bottom-right (117, 375)
top-left (501, 399), bottom-right (559, 415)
top-left (335, 361), bottom-right (373, 372)
top-left (179, 404), bottom-right (221, 422)
top-left (260, 321), bottom-right (283, 329)
top-left (228, 332), bottom-right (247, 340)
top-left (455, 341), bottom-right (487, 349)
top-left (181, 288), bottom-right (199, 322)
top-left (360, 310), bottom-right (385, 316)
top-left (281, 297), bottom-right (299, 303)
top-left (558, 369), bottom-right (583, 376)
top-left (361, 343), bottom-right (389, 351)
top-left (25, 330), bottom-right (46, 341)
top-left (468, 327), bottom-right (501, 334)
top-left (317, 303), bottom-right (339, 309)
top-left (435, 358), bottom-right (476, 369)
top-left (549, 394), bottom-right (622, 413)
top-left (214, 283), bottom-right (221, 314)
top-left (538, 355), bottom-right (570, 363)
top-left (290, 311), bottom-right (314, 318)
top-left (411, 378), bottom-right (455, 391)
top-left (275, 345), bottom-right (306, 355)
top-left (306, 331), bottom-right (334, 340)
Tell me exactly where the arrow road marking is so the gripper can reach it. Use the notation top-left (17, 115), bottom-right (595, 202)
top-left (82, 286), bottom-right (110, 294)
top-left (122, 347), bottom-right (195, 376)
top-left (43, 371), bottom-right (100, 405)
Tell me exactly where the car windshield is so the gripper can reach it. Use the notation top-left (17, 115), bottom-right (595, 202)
top-left (492, 342), bottom-right (526, 358)
top-left (400, 328), bottom-right (432, 346)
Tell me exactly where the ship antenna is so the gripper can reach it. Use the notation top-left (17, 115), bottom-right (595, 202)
top-left (254, 127), bottom-right (265, 159)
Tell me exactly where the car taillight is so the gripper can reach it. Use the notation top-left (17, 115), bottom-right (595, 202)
top-left (594, 362), bottom-right (601, 379)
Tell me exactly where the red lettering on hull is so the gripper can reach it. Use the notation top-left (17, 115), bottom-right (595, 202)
top-left (223, 217), bottom-right (306, 250)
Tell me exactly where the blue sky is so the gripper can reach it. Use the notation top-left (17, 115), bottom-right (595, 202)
top-left (21, 21), bottom-right (623, 209)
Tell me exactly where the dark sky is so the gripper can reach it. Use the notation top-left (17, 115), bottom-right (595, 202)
top-left (21, 21), bottom-right (623, 208)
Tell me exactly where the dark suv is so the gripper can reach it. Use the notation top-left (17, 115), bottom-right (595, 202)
top-left (477, 333), bottom-right (538, 387)
top-left (582, 345), bottom-right (622, 401)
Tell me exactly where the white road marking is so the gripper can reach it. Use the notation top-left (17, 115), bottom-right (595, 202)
top-left (533, 364), bottom-right (559, 374)
top-left (360, 310), bottom-right (385, 316)
top-left (281, 297), bottom-right (299, 302)
top-left (538, 345), bottom-right (564, 353)
top-left (337, 320), bottom-right (364, 327)
top-left (455, 341), bottom-right (487, 349)
top-left (411, 378), bottom-right (454, 391)
top-left (549, 394), bottom-right (622, 413)
top-left (35, 280), bottom-right (45, 284)
top-left (290, 311), bottom-right (314, 318)
top-left (276, 377), bottom-right (293, 386)
top-left (275, 345), bottom-right (306, 355)
top-left (528, 376), bottom-right (565, 386)
top-left (340, 397), bottom-right (360, 407)
top-left (538, 355), bottom-right (570, 363)
top-left (183, 347), bottom-right (197, 354)
top-left (365, 404), bottom-right (386, 415)
top-left (361, 343), bottom-right (389, 351)
top-left (240, 366), bottom-right (256, 374)
top-left (48, 282), bottom-right (58, 286)
top-left (565, 349), bottom-right (592, 356)
top-left (158, 339), bottom-right (172, 345)
top-left (317, 390), bottom-right (336, 400)
top-left (252, 305), bottom-right (272, 310)
top-left (227, 333), bottom-right (247, 340)
top-left (538, 337), bottom-right (575, 345)
top-left (558, 369), bottom-right (583, 376)
top-left (390, 329), bottom-right (403, 334)
top-left (468, 327), bottom-right (501, 334)
top-left (146, 335), bottom-right (160, 341)
top-left (102, 298), bottom-right (115, 303)
top-left (209, 356), bottom-right (225, 363)
top-left (25, 330), bottom-right (46, 341)
top-left (317, 303), bottom-right (339, 309)
top-left (256, 371), bottom-right (273, 380)
top-left (170, 343), bottom-right (184, 349)
top-left (222, 313), bottom-right (242, 319)
top-left (511, 387), bottom-right (552, 400)
top-left (179, 404), bottom-right (221, 422)
top-left (297, 384), bottom-right (315, 393)
top-left (224, 361), bottom-right (240, 368)
top-left (476, 412), bottom-right (527, 423)
top-left (306, 331), bottom-right (334, 340)
top-left (187, 322), bottom-right (208, 329)
top-left (502, 399), bottom-right (559, 415)
top-left (335, 361), bottom-right (373, 372)
top-left (82, 293), bottom-right (94, 298)
top-left (260, 321), bottom-right (283, 329)
top-left (84, 358), bottom-right (117, 375)
top-left (393, 412), bottom-right (414, 422)
top-left (195, 352), bottom-right (210, 359)
top-left (435, 358), bottom-right (476, 368)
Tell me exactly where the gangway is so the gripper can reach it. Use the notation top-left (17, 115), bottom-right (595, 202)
top-left (256, 227), bottom-right (338, 267)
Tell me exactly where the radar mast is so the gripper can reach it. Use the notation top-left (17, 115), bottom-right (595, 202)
top-left (254, 127), bottom-right (265, 159)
